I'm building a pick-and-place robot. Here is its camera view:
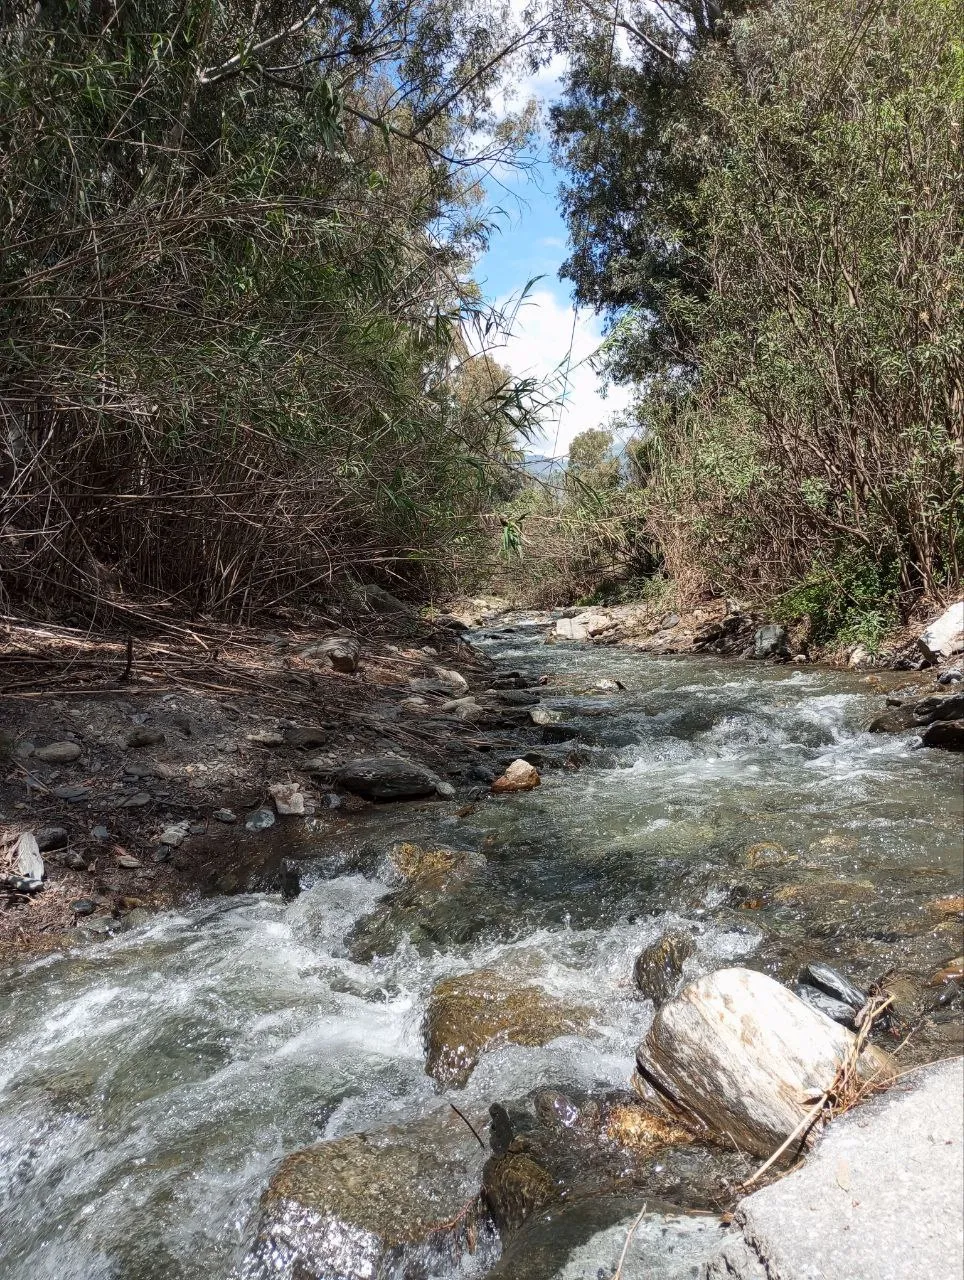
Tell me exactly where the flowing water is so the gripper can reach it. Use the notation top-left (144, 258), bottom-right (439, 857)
top-left (1, 622), bottom-right (962, 1279)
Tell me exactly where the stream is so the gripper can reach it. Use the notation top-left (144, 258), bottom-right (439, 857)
top-left (1, 620), bottom-right (962, 1279)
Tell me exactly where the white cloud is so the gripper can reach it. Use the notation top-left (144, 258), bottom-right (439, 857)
top-left (488, 288), bottom-right (633, 455)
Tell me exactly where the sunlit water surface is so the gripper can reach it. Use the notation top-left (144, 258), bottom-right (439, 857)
top-left (1, 623), bottom-right (961, 1278)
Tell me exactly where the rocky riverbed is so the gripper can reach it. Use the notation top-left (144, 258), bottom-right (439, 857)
top-left (0, 607), bottom-right (962, 1279)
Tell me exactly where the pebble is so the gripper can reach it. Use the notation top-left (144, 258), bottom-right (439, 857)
top-left (117, 792), bottom-right (152, 808)
top-left (51, 785), bottom-right (92, 802)
top-left (91, 825), bottom-right (110, 840)
top-left (212, 808), bottom-right (237, 823)
top-left (57, 851), bottom-right (88, 870)
top-left (125, 728), bottom-right (166, 749)
top-left (35, 826), bottom-right (69, 852)
top-left (151, 846), bottom-right (172, 864)
top-left (269, 782), bottom-right (305, 816)
top-left (158, 820), bottom-right (191, 847)
top-left (245, 808), bottom-right (276, 831)
top-left (70, 898), bottom-right (97, 916)
top-left (115, 853), bottom-right (142, 869)
top-left (34, 741), bottom-right (83, 763)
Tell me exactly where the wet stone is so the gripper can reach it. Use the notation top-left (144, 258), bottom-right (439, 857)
top-left (633, 929), bottom-right (696, 1006)
top-left (245, 808), bottom-right (276, 831)
top-left (422, 968), bottom-right (591, 1088)
top-left (243, 1109), bottom-right (489, 1280)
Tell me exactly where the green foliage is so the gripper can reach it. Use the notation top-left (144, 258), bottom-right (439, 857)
top-left (780, 553), bottom-right (903, 652)
top-left (0, 0), bottom-right (543, 618)
top-left (551, 0), bottom-right (963, 620)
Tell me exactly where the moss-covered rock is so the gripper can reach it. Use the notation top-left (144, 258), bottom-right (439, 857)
top-left (422, 969), bottom-right (591, 1088)
top-left (244, 1109), bottom-right (489, 1279)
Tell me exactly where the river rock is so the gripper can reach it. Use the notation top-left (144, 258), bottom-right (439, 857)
top-left (530, 706), bottom-right (563, 725)
top-left (125, 727), bottom-right (165, 749)
top-left (742, 841), bottom-right (794, 869)
top-left (33, 740), bottom-right (82, 763)
top-left (269, 782), bottom-right (305, 816)
top-left (35, 825), bottom-right (69, 852)
top-left (555, 612), bottom-right (612, 642)
top-left (633, 968), bottom-right (894, 1158)
top-left (702, 1057), bottom-right (964, 1280)
top-left (633, 929), bottom-right (695, 1006)
top-left (913, 691), bottom-right (964, 722)
top-left (346, 852), bottom-right (482, 961)
top-left (917, 600), bottom-right (964, 662)
top-left (868, 703), bottom-right (918, 733)
top-left (335, 755), bottom-right (442, 801)
top-left (440, 696), bottom-right (485, 722)
top-left (300, 634), bottom-right (360, 673)
top-left (920, 718), bottom-right (964, 751)
top-left (388, 842), bottom-right (465, 881)
top-left (423, 969), bottom-right (590, 1088)
top-left (244, 1108), bottom-right (488, 1280)
top-left (491, 759), bottom-right (541, 794)
top-left (753, 625), bottom-right (790, 659)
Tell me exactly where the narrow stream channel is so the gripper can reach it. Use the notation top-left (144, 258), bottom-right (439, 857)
top-left (1, 622), bottom-right (962, 1279)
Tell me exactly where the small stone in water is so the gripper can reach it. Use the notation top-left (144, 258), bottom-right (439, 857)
top-left (245, 808), bottom-right (276, 831)
top-left (491, 759), bottom-right (541, 794)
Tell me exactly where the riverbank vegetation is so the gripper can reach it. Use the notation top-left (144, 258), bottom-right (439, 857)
top-left (533, 0), bottom-right (963, 644)
top-left (0, 0), bottom-right (545, 622)
top-left (2, 0), bottom-right (961, 646)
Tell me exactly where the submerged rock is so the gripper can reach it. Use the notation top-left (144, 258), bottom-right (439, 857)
top-left (634, 968), bottom-right (894, 1158)
top-left (633, 930), bottom-right (696, 1006)
top-left (423, 969), bottom-right (590, 1088)
top-left (345, 852), bottom-right (483, 962)
top-left (242, 1109), bottom-right (489, 1280)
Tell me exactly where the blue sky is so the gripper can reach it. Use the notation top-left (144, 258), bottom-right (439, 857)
top-left (469, 109), bottom-right (633, 457)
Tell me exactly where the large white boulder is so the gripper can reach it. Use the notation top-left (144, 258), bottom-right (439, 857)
top-left (634, 967), bottom-right (893, 1158)
top-left (918, 600), bottom-right (964, 661)
top-left (554, 611), bottom-right (612, 642)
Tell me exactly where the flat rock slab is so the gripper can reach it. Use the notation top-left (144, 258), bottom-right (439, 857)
top-left (703, 1057), bottom-right (964, 1280)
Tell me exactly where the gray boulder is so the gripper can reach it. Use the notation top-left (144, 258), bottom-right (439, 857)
top-left (701, 1057), bottom-right (964, 1280)
top-left (917, 600), bottom-right (964, 662)
top-left (335, 755), bottom-right (443, 801)
top-left (753, 625), bottom-right (790, 659)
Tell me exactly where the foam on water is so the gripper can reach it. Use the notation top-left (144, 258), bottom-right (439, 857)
top-left (0, 628), bottom-right (961, 1279)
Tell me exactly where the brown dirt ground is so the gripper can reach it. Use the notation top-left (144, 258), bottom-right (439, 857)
top-left (0, 605), bottom-right (522, 964)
